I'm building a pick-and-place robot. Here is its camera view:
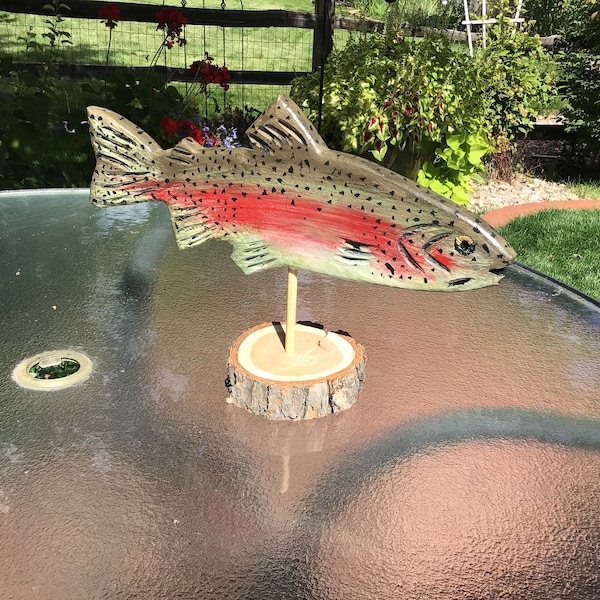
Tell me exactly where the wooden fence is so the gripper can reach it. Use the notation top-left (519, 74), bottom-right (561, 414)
top-left (0, 0), bottom-right (559, 88)
top-left (0, 0), bottom-right (382, 85)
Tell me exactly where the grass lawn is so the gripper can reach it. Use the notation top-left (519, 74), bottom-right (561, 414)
top-left (566, 180), bottom-right (600, 200)
top-left (497, 209), bottom-right (600, 301)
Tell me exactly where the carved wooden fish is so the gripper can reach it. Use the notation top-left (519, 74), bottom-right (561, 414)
top-left (87, 94), bottom-right (515, 291)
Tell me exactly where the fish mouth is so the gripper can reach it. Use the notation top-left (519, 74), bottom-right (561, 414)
top-left (446, 268), bottom-right (508, 288)
top-left (489, 267), bottom-right (508, 279)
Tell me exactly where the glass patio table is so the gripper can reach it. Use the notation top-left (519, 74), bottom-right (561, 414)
top-left (0, 189), bottom-right (598, 599)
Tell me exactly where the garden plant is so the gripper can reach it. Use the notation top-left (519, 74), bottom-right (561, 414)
top-left (0, 1), bottom-right (258, 189)
top-left (291, 0), bottom-right (557, 205)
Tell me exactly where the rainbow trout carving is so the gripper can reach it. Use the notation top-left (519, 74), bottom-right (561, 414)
top-left (88, 94), bottom-right (515, 291)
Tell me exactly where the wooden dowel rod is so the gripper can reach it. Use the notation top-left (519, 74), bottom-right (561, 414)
top-left (285, 267), bottom-right (298, 354)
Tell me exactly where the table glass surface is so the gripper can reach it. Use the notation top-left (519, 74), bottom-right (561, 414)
top-left (0, 189), bottom-right (598, 599)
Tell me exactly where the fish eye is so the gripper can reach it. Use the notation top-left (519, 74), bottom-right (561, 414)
top-left (454, 235), bottom-right (476, 256)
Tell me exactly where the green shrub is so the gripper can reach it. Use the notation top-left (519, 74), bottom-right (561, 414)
top-left (291, 35), bottom-right (489, 166)
top-left (0, 2), bottom-right (92, 188)
top-left (558, 4), bottom-right (600, 152)
top-left (477, 13), bottom-right (556, 143)
top-left (291, 9), bottom-right (555, 204)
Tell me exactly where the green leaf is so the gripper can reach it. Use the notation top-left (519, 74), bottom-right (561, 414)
top-left (446, 133), bottom-right (466, 151)
top-left (450, 187), bottom-right (470, 206)
top-left (371, 143), bottom-right (388, 162)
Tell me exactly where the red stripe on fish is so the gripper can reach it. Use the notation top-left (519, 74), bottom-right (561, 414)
top-left (124, 179), bottom-right (453, 277)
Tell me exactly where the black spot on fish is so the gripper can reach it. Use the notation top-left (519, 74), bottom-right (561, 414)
top-left (448, 221), bottom-right (455, 227)
top-left (385, 263), bottom-right (395, 275)
top-left (262, 190), bottom-right (267, 196)
top-left (423, 278), bottom-right (428, 284)
top-left (473, 227), bottom-right (481, 233)
top-left (482, 243), bottom-right (490, 254)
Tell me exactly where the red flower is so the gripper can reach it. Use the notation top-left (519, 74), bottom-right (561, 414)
top-left (190, 57), bottom-right (231, 91)
top-left (98, 4), bottom-right (121, 29)
top-left (156, 8), bottom-right (187, 48)
top-left (160, 117), bottom-right (179, 137)
top-left (179, 121), bottom-right (204, 144)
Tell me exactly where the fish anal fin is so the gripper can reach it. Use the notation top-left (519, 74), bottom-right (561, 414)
top-left (246, 94), bottom-right (327, 156)
top-left (167, 203), bottom-right (222, 249)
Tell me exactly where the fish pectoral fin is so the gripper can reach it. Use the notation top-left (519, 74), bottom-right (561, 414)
top-left (245, 94), bottom-right (327, 156)
top-left (334, 240), bottom-right (374, 265)
top-left (230, 237), bottom-right (283, 275)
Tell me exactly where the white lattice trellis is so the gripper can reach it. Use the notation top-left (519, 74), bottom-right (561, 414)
top-left (462, 0), bottom-right (525, 55)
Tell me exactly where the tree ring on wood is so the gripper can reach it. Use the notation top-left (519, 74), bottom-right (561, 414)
top-left (226, 322), bottom-right (366, 420)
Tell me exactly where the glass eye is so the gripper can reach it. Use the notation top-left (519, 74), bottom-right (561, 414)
top-left (454, 235), bottom-right (476, 256)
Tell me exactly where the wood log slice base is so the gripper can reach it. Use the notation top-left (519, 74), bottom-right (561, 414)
top-left (226, 323), bottom-right (366, 420)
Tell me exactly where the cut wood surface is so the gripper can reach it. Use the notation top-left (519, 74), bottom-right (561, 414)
top-left (226, 323), bottom-right (366, 420)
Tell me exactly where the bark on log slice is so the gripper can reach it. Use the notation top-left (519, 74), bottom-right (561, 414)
top-left (226, 322), bottom-right (366, 420)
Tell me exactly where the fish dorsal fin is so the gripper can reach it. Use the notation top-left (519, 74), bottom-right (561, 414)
top-left (246, 94), bottom-right (327, 156)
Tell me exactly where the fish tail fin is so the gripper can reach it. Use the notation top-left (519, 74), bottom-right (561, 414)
top-left (87, 107), bottom-right (163, 206)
